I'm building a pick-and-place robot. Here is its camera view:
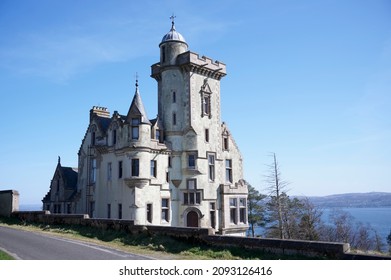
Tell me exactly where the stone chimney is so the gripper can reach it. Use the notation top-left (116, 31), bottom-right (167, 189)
top-left (90, 106), bottom-right (110, 121)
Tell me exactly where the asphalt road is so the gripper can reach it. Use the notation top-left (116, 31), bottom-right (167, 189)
top-left (0, 226), bottom-right (152, 260)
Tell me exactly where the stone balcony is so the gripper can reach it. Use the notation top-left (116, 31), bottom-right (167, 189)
top-left (124, 177), bottom-right (150, 188)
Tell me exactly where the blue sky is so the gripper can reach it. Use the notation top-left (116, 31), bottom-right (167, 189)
top-left (0, 0), bottom-right (390, 205)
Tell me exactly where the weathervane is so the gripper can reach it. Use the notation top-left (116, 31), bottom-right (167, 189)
top-left (170, 14), bottom-right (176, 29)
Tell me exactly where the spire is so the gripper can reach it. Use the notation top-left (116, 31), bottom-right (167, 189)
top-left (126, 76), bottom-right (151, 124)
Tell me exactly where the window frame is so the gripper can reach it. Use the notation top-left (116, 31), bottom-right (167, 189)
top-left (161, 198), bottom-right (170, 222)
top-left (131, 158), bottom-right (140, 177)
top-left (131, 117), bottom-right (140, 140)
top-left (118, 161), bottom-right (123, 179)
top-left (208, 153), bottom-right (215, 182)
top-left (225, 159), bottom-right (233, 183)
top-left (118, 203), bottom-right (122, 219)
top-left (146, 203), bottom-right (153, 223)
top-left (107, 162), bottom-right (112, 181)
top-left (188, 154), bottom-right (196, 169)
top-left (229, 198), bottom-right (237, 224)
top-left (183, 179), bottom-right (201, 205)
top-left (239, 198), bottom-right (247, 224)
top-left (150, 160), bottom-right (157, 177)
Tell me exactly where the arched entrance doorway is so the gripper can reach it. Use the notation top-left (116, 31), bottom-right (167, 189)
top-left (186, 210), bottom-right (199, 228)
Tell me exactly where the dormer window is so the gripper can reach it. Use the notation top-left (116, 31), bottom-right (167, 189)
top-left (155, 129), bottom-right (163, 143)
top-left (131, 118), bottom-right (140, 140)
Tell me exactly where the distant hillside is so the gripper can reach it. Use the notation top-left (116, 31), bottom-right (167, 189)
top-left (303, 192), bottom-right (391, 208)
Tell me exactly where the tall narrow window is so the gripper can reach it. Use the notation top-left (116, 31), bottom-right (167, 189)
top-left (210, 202), bottom-right (216, 229)
top-left (239, 198), bottom-right (247, 224)
top-left (112, 129), bottom-right (117, 145)
top-left (118, 203), bottom-right (122, 219)
top-left (107, 204), bottom-right (111, 219)
top-left (225, 159), bottom-right (233, 183)
top-left (203, 94), bottom-right (211, 116)
top-left (118, 161), bottom-right (123, 179)
top-left (161, 198), bottom-right (169, 222)
top-left (161, 46), bottom-right (166, 63)
top-left (132, 159), bottom-right (139, 177)
top-left (223, 135), bottom-right (229, 150)
top-left (205, 129), bottom-right (209, 142)
top-left (131, 118), bottom-right (140, 140)
top-left (67, 203), bottom-right (71, 214)
top-left (89, 201), bottom-right (95, 218)
top-left (188, 154), bottom-right (196, 169)
top-left (172, 91), bottom-right (176, 103)
top-left (168, 156), bottom-right (172, 168)
top-left (208, 154), bottom-right (215, 182)
top-left (172, 112), bottom-right (177, 125)
top-left (91, 132), bottom-right (96, 145)
top-left (150, 160), bottom-right (157, 177)
top-left (229, 198), bottom-right (237, 224)
top-left (90, 158), bottom-right (96, 184)
top-left (107, 162), bottom-right (112, 181)
top-left (146, 203), bottom-right (152, 223)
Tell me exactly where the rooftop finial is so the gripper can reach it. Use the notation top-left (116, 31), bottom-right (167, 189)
top-left (170, 14), bottom-right (176, 30)
top-left (58, 156), bottom-right (61, 165)
top-left (134, 72), bottom-right (139, 94)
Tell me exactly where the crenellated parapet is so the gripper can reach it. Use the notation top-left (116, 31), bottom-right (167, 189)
top-left (178, 51), bottom-right (226, 80)
top-left (151, 51), bottom-right (226, 81)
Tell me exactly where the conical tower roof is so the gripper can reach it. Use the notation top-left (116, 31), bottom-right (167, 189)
top-left (126, 80), bottom-right (151, 124)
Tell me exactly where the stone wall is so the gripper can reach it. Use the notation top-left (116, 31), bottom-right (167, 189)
top-left (0, 190), bottom-right (19, 217)
top-left (9, 211), bottom-right (391, 260)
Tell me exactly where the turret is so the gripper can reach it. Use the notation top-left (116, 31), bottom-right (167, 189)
top-left (159, 16), bottom-right (188, 66)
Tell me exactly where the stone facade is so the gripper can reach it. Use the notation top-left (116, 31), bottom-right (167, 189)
top-left (42, 157), bottom-right (78, 214)
top-left (0, 190), bottom-right (19, 217)
top-left (42, 20), bottom-right (248, 236)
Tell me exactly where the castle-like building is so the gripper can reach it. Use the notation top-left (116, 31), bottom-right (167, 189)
top-left (42, 19), bottom-right (248, 235)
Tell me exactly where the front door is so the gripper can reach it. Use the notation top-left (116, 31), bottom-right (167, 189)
top-left (186, 211), bottom-right (199, 227)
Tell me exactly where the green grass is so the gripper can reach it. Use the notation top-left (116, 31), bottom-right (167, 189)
top-left (0, 250), bottom-right (14, 260)
top-left (0, 217), bottom-right (321, 260)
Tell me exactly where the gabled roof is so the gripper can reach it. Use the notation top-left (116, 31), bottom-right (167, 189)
top-left (42, 158), bottom-right (78, 203)
top-left (150, 115), bottom-right (164, 128)
top-left (60, 166), bottom-right (78, 190)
